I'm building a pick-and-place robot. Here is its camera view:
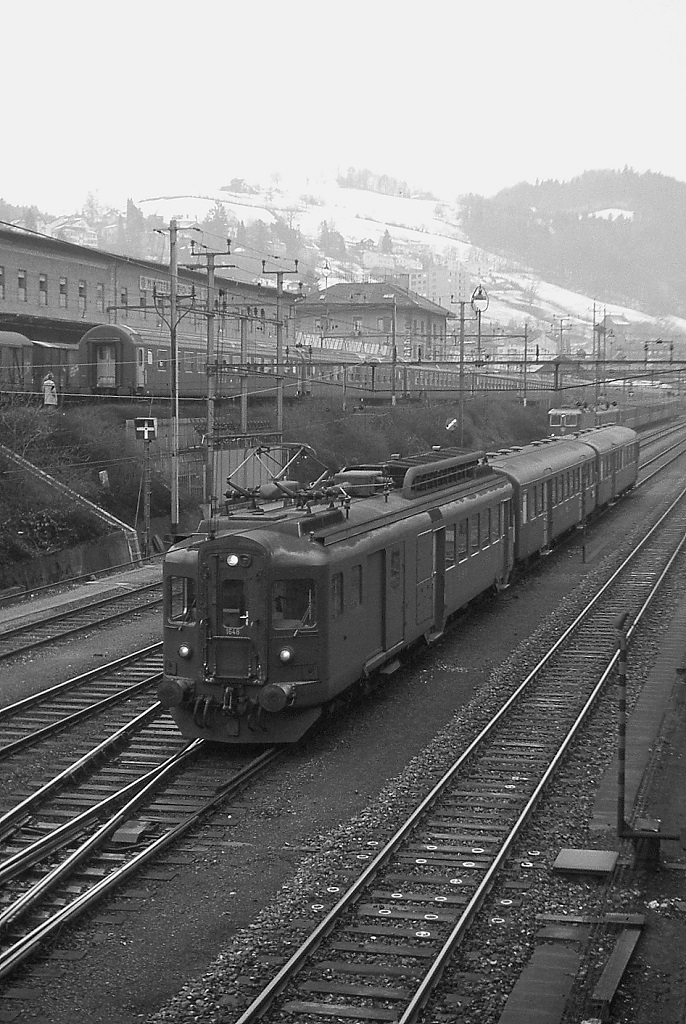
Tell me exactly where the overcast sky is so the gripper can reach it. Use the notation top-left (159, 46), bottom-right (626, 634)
top-left (4, 0), bottom-right (684, 215)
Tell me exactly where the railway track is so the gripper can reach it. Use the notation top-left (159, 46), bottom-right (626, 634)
top-left (0, 644), bottom-right (163, 759)
top-left (0, 709), bottom-right (281, 981)
top-left (226, 483), bottom-right (686, 1024)
top-left (0, 580), bottom-right (163, 661)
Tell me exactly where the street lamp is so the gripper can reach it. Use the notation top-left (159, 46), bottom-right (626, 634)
top-left (383, 292), bottom-right (398, 406)
top-left (471, 285), bottom-right (489, 364)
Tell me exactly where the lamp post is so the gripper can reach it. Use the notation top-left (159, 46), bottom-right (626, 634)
top-left (471, 284), bottom-right (489, 365)
top-left (383, 291), bottom-right (398, 405)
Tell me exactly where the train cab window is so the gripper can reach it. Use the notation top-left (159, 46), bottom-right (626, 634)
top-left (390, 549), bottom-right (402, 587)
top-left (445, 525), bottom-right (456, 567)
top-left (350, 565), bottom-right (363, 608)
top-left (273, 579), bottom-right (317, 629)
top-left (168, 576), bottom-right (197, 623)
top-left (457, 521), bottom-right (468, 561)
top-left (221, 579), bottom-right (247, 629)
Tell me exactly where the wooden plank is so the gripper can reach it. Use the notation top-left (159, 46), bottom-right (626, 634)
top-left (591, 927), bottom-right (642, 1009)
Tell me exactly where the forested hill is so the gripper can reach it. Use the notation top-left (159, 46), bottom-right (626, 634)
top-left (460, 169), bottom-right (686, 319)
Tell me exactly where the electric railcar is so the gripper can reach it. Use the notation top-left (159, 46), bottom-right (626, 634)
top-left (158, 425), bottom-right (639, 744)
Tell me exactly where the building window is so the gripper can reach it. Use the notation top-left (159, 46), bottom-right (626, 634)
top-left (18, 270), bottom-right (27, 302)
top-left (353, 318), bottom-right (362, 336)
top-left (0, 266), bottom-right (4, 300)
top-left (59, 277), bottom-right (68, 308)
top-left (120, 288), bottom-right (128, 315)
top-left (39, 274), bottom-right (48, 306)
top-left (140, 293), bottom-right (147, 319)
top-left (96, 282), bottom-right (104, 312)
top-left (78, 280), bottom-right (87, 311)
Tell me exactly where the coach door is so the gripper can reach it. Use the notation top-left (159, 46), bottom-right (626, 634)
top-left (136, 347), bottom-right (147, 389)
top-left (542, 478), bottom-right (552, 549)
top-left (384, 544), bottom-right (405, 649)
top-left (95, 343), bottom-right (117, 388)
top-left (416, 529), bottom-right (435, 627)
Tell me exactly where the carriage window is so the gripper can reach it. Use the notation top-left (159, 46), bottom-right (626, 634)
top-left (469, 516), bottom-right (480, 553)
top-left (273, 579), bottom-right (317, 629)
top-left (168, 576), bottom-right (197, 623)
top-left (457, 520), bottom-right (468, 560)
top-left (481, 509), bottom-right (491, 548)
top-left (390, 549), bottom-right (402, 587)
top-left (350, 565), bottom-right (363, 608)
top-left (445, 525), bottom-right (456, 567)
top-left (330, 574), bottom-right (344, 620)
top-left (522, 489), bottom-right (529, 524)
top-left (221, 579), bottom-right (247, 629)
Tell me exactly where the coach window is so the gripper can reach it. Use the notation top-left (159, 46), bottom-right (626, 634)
top-left (17, 270), bottom-right (27, 302)
top-left (390, 549), bottom-right (402, 587)
top-left (157, 348), bottom-right (169, 370)
top-left (350, 565), bottom-right (363, 608)
top-left (79, 280), bottom-right (87, 312)
top-left (0, 266), bottom-right (4, 300)
top-left (469, 515), bottom-right (480, 554)
top-left (39, 274), bottom-right (48, 306)
top-left (445, 524), bottom-right (456, 567)
top-left (457, 520), bottom-right (468, 561)
top-left (59, 277), bottom-right (67, 308)
top-left (183, 351), bottom-right (195, 372)
top-left (481, 509), bottom-right (491, 548)
top-left (330, 574), bottom-right (344, 619)
top-left (168, 576), bottom-right (197, 624)
top-left (521, 489), bottom-right (529, 524)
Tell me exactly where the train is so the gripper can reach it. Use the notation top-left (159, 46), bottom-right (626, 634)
top-left (548, 390), bottom-right (681, 434)
top-left (158, 423), bottom-right (639, 744)
top-left (4, 325), bottom-right (684, 421)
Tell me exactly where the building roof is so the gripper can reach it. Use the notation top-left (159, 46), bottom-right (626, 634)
top-left (299, 282), bottom-right (452, 318)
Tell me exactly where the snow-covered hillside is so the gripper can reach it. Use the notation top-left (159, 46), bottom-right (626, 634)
top-left (138, 179), bottom-right (686, 340)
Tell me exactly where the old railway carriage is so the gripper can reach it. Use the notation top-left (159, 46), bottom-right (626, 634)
top-left (160, 450), bottom-right (514, 743)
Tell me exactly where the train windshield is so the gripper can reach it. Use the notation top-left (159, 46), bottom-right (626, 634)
top-left (272, 579), bottom-right (317, 630)
top-left (168, 576), bottom-right (197, 623)
top-left (221, 579), bottom-right (248, 629)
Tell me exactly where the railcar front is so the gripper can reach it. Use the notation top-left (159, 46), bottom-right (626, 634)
top-left (159, 522), bottom-right (331, 744)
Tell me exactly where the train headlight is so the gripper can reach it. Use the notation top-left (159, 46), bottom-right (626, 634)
top-left (278, 646), bottom-right (294, 663)
top-left (178, 644), bottom-right (193, 659)
top-left (226, 554), bottom-right (239, 567)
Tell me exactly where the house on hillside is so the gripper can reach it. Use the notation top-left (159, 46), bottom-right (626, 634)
top-left (295, 282), bottom-right (452, 361)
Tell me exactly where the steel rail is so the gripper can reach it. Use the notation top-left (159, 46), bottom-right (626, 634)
top-left (0, 642), bottom-right (162, 721)
top-left (0, 746), bottom-right (281, 980)
top-left (0, 701), bottom-right (164, 845)
top-left (0, 670), bottom-right (162, 759)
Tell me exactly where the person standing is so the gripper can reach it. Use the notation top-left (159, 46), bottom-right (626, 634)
top-left (42, 372), bottom-right (58, 410)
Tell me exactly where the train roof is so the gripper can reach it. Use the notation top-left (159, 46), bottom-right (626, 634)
top-left (487, 436), bottom-right (596, 484)
top-left (571, 425), bottom-right (637, 452)
top-left (183, 449), bottom-right (512, 551)
top-left (0, 330), bottom-right (32, 348)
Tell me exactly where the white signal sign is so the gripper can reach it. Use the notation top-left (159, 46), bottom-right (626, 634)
top-left (446, 416), bottom-right (458, 432)
top-left (135, 417), bottom-right (158, 441)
